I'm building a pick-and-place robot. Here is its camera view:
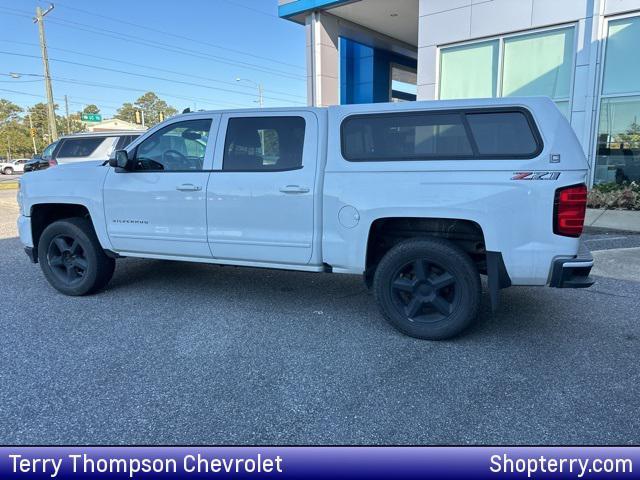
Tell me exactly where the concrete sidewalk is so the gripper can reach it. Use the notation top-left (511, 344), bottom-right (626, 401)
top-left (586, 208), bottom-right (640, 233)
top-left (591, 247), bottom-right (640, 283)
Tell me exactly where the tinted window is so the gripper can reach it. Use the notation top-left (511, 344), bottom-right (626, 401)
top-left (42, 141), bottom-right (58, 160)
top-left (342, 113), bottom-right (473, 161)
top-left (223, 116), bottom-right (305, 171)
top-left (57, 138), bottom-right (104, 158)
top-left (134, 119), bottom-right (211, 171)
top-left (466, 111), bottom-right (538, 156)
top-left (341, 109), bottom-right (541, 161)
top-left (115, 135), bottom-right (137, 150)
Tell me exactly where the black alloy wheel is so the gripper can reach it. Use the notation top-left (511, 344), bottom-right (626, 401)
top-left (390, 259), bottom-right (457, 323)
top-left (373, 238), bottom-right (481, 340)
top-left (47, 234), bottom-right (88, 286)
top-left (38, 218), bottom-right (115, 296)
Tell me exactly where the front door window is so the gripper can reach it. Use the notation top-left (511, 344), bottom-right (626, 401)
top-left (133, 119), bottom-right (212, 171)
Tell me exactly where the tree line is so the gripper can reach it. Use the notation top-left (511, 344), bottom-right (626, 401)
top-left (0, 92), bottom-right (177, 159)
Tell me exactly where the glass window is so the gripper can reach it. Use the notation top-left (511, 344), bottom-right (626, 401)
top-left (466, 111), bottom-right (539, 157)
top-left (57, 137), bottom-right (104, 158)
top-left (595, 96), bottom-right (640, 184)
top-left (116, 135), bottom-right (139, 150)
top-left (133, 119), bottom-right (211, 171)
top-left (223, 117), bottom-right (305, 171)
top-left (439, 27), bottom-right (574, 119)
top-left (439, 40), bottom-right (499, 100)
top-left (41, 141), bottom-right (58, 160)
top-left (602, 16), bottom-right (640, 96)
top-left (502, 28), bottom-right (574, 100)
top-left (342, 112), bottom-right (473, 161)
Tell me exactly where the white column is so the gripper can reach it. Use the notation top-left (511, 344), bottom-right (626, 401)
top-left (306, 12), bottom-right (340, 106)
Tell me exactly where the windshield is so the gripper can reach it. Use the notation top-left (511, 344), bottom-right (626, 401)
top-left (42, 141), bottom-right (58, 160)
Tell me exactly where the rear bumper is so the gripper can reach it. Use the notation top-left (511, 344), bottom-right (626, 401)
top-left (549, 241), bottom-right (594, 288)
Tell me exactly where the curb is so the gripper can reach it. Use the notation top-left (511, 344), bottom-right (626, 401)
top-left (586, 208), bottom-right (640, 233)
top-left (0, 182), bottom-right (18, 190)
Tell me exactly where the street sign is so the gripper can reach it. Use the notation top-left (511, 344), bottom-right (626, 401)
top-left (81, 113), bottom-right (102, 122)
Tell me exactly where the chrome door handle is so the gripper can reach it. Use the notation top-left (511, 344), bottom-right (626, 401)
top-left (279, 185), bottom-right (310, 194)
top-left (176, 184), bottom-right (202, 192)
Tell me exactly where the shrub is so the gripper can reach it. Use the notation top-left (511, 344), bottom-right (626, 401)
top-left (588, 182), bottom-right (640, 210)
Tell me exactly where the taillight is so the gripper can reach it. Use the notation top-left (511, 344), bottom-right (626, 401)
top-left (48, 158), bottom-right (57, 167)
top-left (554, 184), bottom-right (587, 237)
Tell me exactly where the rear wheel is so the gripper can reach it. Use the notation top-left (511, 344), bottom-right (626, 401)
top-left (38, 218), bottom-right (115, 295)
top-left (373, 238), bottom-right (481, 340)
top-left (4, 167), bottom-right (13, 175)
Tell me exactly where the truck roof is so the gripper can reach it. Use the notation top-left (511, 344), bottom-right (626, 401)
top-left (176, 96), bottom-right (556, 118)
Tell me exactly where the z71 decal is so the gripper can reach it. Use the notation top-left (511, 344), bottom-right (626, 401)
top-left (511, 171), bottom-right (561, 181)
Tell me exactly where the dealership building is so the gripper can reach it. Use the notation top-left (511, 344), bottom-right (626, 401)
top-left (279, 0), bottom-right (640, 185)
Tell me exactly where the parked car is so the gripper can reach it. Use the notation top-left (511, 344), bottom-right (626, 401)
top-left (1, 158), bottom-right (30, 175)
top-left (23, 141), bottom-right (58, 173)
top-left (23, 132), bottom-right (142, 172)
top-left (17, 98), bottom-right (593, 340)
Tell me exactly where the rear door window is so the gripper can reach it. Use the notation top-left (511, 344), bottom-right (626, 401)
top-left (57, 137), bottom-right (105, 158)
top-left (223, 116), bottom-right (306, 171)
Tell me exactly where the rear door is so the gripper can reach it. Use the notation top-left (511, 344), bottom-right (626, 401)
top-left (207, 111), bottom-right (318, 265)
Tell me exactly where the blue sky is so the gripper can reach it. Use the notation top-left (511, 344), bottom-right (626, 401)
top-left (0, 0), bottom-right (307, 116)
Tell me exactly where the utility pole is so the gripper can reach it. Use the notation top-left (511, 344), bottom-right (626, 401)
top-left (28, 114), bottom-right (38, 155)
top-left (236, 78), bottom-right (264, 108)
top-left (34, 4), bottom-right (58, 141)
top-left (257, 83), bottom-right (264, 109)
top-left (64, 95), bottom-right (70, 134)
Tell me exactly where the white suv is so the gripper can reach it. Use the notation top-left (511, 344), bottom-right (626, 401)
top-left (49, 131), bottom-right (143, 166)
top-left (1, 158), bottom-right (29, 175)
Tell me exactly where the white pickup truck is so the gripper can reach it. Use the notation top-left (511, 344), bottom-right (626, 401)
top-left (17, 97), bottom-right (594, 340)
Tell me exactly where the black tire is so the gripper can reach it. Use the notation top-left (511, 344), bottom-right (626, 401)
top-left (373, 237), bottom-right (481, 340)
top-left (37, 217), bottom-right (115, 296)
top-left (4, 167), bottom-right (13, 175)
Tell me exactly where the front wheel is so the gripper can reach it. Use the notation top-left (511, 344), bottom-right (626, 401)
top-left (38, 218), bottom-right (115, 295)
top-left (373, 238), bottom-right (481, 340)
top-left (4, 167), bottom-right (13, 175)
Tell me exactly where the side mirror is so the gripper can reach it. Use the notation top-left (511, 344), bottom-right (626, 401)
top-left (109, 150), bottom-right (130, 170)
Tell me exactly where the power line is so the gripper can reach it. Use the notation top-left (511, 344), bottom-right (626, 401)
top-left (51, 0), bottom-right (303, 71)
top-left (3, 71), bottom-right (256, 109)
top-left (0, 6), bottom-right (305, 81)
top-left (216, 0), bottom-right (281, 19)
top-left (0, 50), bottom-right (306, 105)
top-left (0, 39), bottom-right (306, 100)
top-left (0, 87), bottom-right (120, 110)
top-left (0, 85), bottom-right (248, 113)
top-left (40, 15), bottom-right (306, 81)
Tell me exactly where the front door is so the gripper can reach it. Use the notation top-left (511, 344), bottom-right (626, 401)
top-left (103, 116), bottom-right (218, 257)
top-left (207, 112), bottom-right (318, 265)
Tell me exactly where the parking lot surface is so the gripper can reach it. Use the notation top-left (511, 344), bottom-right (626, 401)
top-left (0, 189), bottom-right (639, 445)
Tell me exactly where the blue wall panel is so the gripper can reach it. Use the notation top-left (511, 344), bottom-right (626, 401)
top-left (340, 37), bottom-right (417, 104)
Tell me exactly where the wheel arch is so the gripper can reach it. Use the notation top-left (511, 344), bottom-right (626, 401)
top-left (30, 203), bottom-right (94, 259)
top-left (363, 216), bottom-right (510, 309)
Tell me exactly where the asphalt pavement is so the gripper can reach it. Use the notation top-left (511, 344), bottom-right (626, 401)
top-left (0, 189), bottom-right (639, 445)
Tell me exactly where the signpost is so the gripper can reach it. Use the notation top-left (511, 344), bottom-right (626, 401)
top-left (81, 113), bottom-right (102, 122)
